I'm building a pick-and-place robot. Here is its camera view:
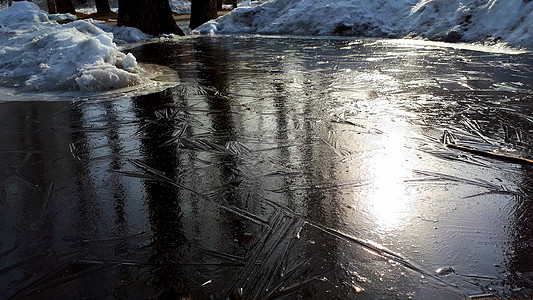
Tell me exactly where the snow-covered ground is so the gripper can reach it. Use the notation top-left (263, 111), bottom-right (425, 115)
top-left (0, 1), bottom-right (141, 92)
top-left (197, 0), bottom-right (533, 48)
top-left (170, 0), bottom-right (246, 14)
top-left (30, 0), bottom-right (191, 15)
top-left (170, 0), bottom-right (191, 14)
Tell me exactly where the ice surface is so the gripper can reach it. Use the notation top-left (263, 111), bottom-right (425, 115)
top-left (196, 0), bottom-right (533, 48)
top-left (0, 1), bottom-right (140, 92)
top-left (1, 36), bottom-right (532, 299)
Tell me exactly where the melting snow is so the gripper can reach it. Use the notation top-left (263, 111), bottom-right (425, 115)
top-left (197, 0), bottom-right (533, 48)
top-left (170, 0), bottom-right (191, 14)
top-left (0, 1), bottom-right (140, 92)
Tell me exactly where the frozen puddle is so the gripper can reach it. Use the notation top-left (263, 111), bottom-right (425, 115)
top-left (1, 36), bottom-right (532, 299)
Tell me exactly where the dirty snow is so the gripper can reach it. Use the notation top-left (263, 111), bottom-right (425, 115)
top-left (197, 0), bottom-right (533, 48)
top-left (0, 1), bottom-right (140, 91)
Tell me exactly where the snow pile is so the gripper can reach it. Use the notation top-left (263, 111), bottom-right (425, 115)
top-left (0, 1), bottom-right (140, 92)
top-left (405, 0), bottom-right (533, 46)
top-left (97, 23), bottom-right (153, 44)
top-left (170, 0), bottom-right (191, 14)
top-left (197, 0), bottom-right (533, 47)
top-left (47, 12), bottom-right (77, 23)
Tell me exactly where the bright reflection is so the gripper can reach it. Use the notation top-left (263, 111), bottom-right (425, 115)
top-left (375, 39), bottom-right (528, 55)
top-left (367, 127), bottom-right (410, 231)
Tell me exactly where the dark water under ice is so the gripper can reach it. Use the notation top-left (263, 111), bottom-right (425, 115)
top-left (1, 36), bottom-right (533, 299)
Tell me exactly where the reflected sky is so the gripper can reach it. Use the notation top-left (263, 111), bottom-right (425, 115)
top-left (0, 36), bottom-right (532, 299)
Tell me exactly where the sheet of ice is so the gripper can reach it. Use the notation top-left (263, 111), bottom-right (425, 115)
top-left (196, 0), bottom-right (533, 48)
top-left (0, 1), bottom-right (141, 92)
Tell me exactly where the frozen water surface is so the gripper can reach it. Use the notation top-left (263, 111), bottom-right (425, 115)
top-left (0, 36), bottom-right (532, 299)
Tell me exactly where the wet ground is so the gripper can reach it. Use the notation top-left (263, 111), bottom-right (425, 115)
top-left (1, 36), bottom-right (533, 299)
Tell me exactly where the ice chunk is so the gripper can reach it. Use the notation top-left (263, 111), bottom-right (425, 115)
top-left (75, 67), bottom-right (141, 91)
top-left (118, 53), bottom-right (138, 72)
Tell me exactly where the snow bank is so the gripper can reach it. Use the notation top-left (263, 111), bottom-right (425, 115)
top-left (47, 12), bottom-right (77, 22)
top-left (0, 1), bottom-right (140, 92)
top-left (197, 0), bottom-right (533, 48)
top-left (405, 0), bottom-right (533, 46)
top-left (96, 23), bottom-right (153, 44)
top-left (170, 0), bottom-right (191, 14)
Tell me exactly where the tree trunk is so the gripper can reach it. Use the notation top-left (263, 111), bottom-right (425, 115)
top-left (95, 0), bottom-right (111, 14)
top-left (46, 0), bottom-right (57, 14)
top-left (217, 0), bottom-right (222, 10)
top-left (232, 0), bottom-right (237, 9)
top-left (190, 0), bottom-right (218, 29)
top-left (55, 0), bottom-right (75, 14)
top-left (118, 0), bottom-right (184, 36)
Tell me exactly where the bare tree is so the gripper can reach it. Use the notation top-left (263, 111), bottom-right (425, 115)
top-left (56, 0), bottom-right (75, 14)
top-left (190, 0), bottom-right (217, 29)
top-left (95, 0), bottom-right (111, 14)
top-left (45, 0), bottom-right (75, 14)
top-left (8, 0), bottom-right (27, 7)
top-left (46, 0), bottom-right (57, 14)
top-left (118, 0), bottom-right (184, 36)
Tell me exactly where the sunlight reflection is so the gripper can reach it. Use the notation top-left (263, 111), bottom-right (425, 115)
top-left (368, 128), bottom-right (410, 231)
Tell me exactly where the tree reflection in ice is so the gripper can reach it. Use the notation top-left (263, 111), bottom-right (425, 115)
top-left (1, 36), bottom-right (532, 299)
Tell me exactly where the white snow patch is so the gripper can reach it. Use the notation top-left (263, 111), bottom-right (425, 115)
top-left (169, 0), bottom-right (250, 15)
top-left (0, 1), bottom-right (141, 92)
top-left (0, 0), bottom-right (49, 23)
top-left (120, 52), bottom-right (138, 71)
top-left (48, 12), bottom-right (77, 22)
top-left (97, 23), bottom-right (153, 44)
top-left (196, 0), bottom-right (533, 48)
top-left (76, 6), bottom-right (119, 15)
top-left (170, 0), bottom-right (191, 14)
